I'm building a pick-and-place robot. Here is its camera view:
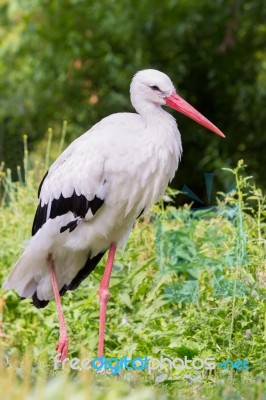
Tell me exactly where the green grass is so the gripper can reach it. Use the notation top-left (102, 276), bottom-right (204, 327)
top-left (0, 137), bottom-right (266, 399)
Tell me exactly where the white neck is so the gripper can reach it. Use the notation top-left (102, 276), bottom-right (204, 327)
top-left (130, 81), bottom-right (182, 164)
top-left (131, 93), bottom-right (170, 126)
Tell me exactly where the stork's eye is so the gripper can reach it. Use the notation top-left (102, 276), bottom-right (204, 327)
top-left (150, 85), bottom-right (160, 91)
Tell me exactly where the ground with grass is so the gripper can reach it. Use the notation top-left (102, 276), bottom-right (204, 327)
top-left (0, 146), bottom-right (265, 399)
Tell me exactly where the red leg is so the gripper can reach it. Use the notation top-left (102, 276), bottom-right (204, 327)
top-left (98, 243), bottom-right (117, 358)
top-left (49, 257), bottom-right (69, 361)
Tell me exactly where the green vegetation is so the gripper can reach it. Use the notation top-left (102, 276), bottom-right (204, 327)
top-left (0, 138), bottom-right (265, 398)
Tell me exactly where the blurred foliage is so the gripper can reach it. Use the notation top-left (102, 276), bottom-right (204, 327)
top-left (0, 0), bottom-right (266, 192)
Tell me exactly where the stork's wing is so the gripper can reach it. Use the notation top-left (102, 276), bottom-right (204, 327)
top-left (32, 135), bottom-right (107, 236)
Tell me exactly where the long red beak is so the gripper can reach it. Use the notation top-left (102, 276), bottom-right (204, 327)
top-left (165, 92), bottom-right (225, 137)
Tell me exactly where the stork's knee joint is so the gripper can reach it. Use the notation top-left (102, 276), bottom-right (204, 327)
top-left (99, 288), bottom-right (110, 304)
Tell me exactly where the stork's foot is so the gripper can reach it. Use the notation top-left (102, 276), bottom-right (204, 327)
top-left (56, 335), bottom-right (69, 361)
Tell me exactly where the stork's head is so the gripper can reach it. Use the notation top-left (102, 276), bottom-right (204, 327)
top-left (130, 69), bottom-right (225, 137)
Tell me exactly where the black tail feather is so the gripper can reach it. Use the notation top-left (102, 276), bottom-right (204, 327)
top-left (31, 292), bottom-right (49, 309)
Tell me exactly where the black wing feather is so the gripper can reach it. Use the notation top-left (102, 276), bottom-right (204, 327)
top-left (32, 191), bottom-right (104, 236)
top-left (38, 170), bottom-right (48, 198)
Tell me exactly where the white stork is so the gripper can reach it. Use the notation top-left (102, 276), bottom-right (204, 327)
top-left (2, 69), bottom-right (224, 361)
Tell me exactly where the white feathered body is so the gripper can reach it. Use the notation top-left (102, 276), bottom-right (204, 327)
top-left (3, 108), bottom-right (182, 301)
